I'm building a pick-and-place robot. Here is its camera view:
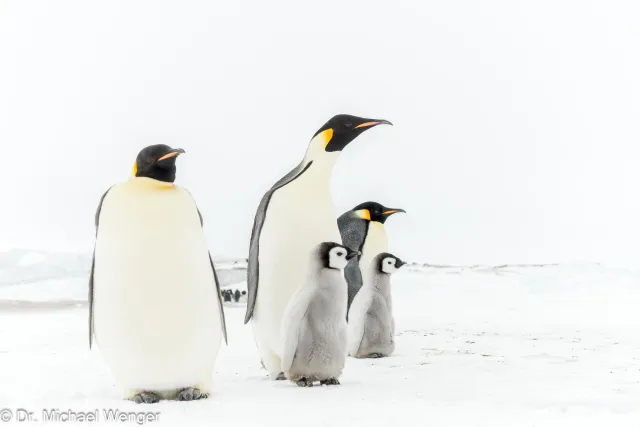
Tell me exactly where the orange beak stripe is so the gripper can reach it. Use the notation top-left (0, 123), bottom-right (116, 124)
top-left (383, 210), bottom-right (399, 215)
top-left (355, 121), bottom-right (381, 129)
top-left (157, 151), bottom-right (181, 162)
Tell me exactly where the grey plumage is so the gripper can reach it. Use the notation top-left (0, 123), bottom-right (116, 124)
top-left (337, 211), bottom-right (369, 315)
top-left (347, 252), bottom-right (404, 359)
top-left (286, 271), bottom-right (347, 383)
top-left (244, 160), bottom-right (314, 324)
top-left (281, 243), bottom-right (354, 386)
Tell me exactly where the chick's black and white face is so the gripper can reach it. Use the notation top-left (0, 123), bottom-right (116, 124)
top-left (319, 242), bottom-right (357, 271)
top-left (133, 144), bottom-right (185, 183)
top-left (328, 246), bottom-right (350, 270)
top-left (381, 256), bottom-right (406, 274)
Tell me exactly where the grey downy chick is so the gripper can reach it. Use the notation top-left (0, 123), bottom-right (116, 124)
top-left (347, 252), bottom-right (405, 358)
top-left (280, 242), bottom-right (359, 387)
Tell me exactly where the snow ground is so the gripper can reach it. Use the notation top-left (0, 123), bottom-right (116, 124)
top-left (1, 264), bottom-right (640, 426)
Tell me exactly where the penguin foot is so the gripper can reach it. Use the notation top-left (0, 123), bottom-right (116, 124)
top-left (295, 378), bottom-right (314, 387)
top-left (367, 353), bottom-right (384, 358)
top-left (320, 378), bottom-right (340, 386)
top-left (276, 372), bottom-right (287, 381)
top-left (177, 387), bottom-right (206, 401)
top-left (133, 392), bottom-right (160, 404)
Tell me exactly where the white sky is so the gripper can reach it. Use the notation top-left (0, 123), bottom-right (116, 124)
top-left (1, 0), bottom-right (639, 266)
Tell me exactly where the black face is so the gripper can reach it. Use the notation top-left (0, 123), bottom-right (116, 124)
top-left (134, 144), bottom-right (185, 183)
top-left (319, 241), bottom-right (359, 269)
top-left (377, 252), bottom-right (406, 273)
top-left (352, 201), bottom-right (406, 224)
top-left (312, 114), bottom-right (392, 152)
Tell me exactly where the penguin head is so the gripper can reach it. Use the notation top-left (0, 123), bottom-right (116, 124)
top-left (133, 144), bottom-right (185, 183)
top-left (319, 242), bottom-right (360, 271)
top-left (352, 202), bottom-right (406, 224)
top-left (311, 114), bottom-right (392, 154)
top-left (378, 253), bottom-right (406, 274)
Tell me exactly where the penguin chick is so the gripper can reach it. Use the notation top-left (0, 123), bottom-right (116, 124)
top-left (281, 242), bottom-right (359, 387)
top-left (338, 202), bottom-right (405, 316)
top-left (347, 252), bottom-right (405, 359)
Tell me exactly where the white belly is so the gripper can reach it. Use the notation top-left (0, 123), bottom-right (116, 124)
top-left (93, 179), bottom-right (222, 394)
top-left (254, 169), bottom-right (340, 354)
top-left (359, 222), bottom-right (388, 282)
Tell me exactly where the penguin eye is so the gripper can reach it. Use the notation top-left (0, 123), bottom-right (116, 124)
top-left (336, 251), bottom-right (344, 257)
top-left (344, 122), bottom-right (353, 128)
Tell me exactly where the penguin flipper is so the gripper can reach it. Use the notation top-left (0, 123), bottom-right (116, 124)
top-left (89, 186), bottom-right (114, 349)
top-left (209, 253), bottom-right (228, 345)
top-left (337, 213), bottom-right (368, 255)
top-left (344, 259), bottom-right (363, 316)
top-left (337, 214), bottom-right (368, 315)
top-left (188, 198), bottom-right (229, 346)
top-left (245, 160), bottom-right (314, 324)
top-left (280, 286), bottom-right (315, 374)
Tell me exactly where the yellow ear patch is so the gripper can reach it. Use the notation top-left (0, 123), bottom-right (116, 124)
top-left (322, 128), bottom-right (334, 146)
top-left (356, 209), bottom-right (371, 220)
top-left (132, 162), bottom-right (138, 176)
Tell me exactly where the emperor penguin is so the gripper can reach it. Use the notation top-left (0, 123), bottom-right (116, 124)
top-left (337, 202), bottom-right (405, 315)
top-left (281, 242), bottom-right (358, 387)
top-left (89, 144), bottom-right (227, 403)
top-left (347, 252), bottom-right (405, 359)
top-left (245, 114), bottom-right (392, 380)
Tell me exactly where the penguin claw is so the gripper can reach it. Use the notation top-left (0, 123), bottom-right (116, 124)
top-left (133, 392), bottom-right (160, 404)
top-left (177, 387), bottom-right (205, 401)
top-left (295, 378), bottom-right (314, 387)
top-left (276, 372), bottom-right (287, 381)
top-left (320, 378), bottom-right (340, 386)
top-left (367, 353), bottom-right (384, 358)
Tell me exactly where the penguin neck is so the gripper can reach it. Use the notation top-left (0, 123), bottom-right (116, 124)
top-left (367, 262), bottom-right (392, 295)
top-left (304, 254), bottom-right (341, 289)
top-left (301, 134), bottom-right (341, 180)
top-left (303, 152), bottom-right (339, 179)
top-left (130, 176), bottom-right (176, 190)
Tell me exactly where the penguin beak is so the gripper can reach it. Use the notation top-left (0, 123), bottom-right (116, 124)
top-left (354, 119), bottom-right (393, 129)
top-left (157, 148), bottom-right (186, 162)
top-left (346, 250), bottom-right (360, 261)
top-left (383, 208), bottom-right (406, 216)
top-left (396, 260), bottom-right (406, 269)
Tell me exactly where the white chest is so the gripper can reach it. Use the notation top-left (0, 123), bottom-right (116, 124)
top-left (256, 164), bottom-right (341, 318)
top-left (92, 179), bottom-right (222, 391)
top-left (360, 222), bottom-right (388, 273)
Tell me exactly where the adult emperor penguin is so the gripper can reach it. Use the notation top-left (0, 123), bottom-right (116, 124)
top-left (89, 144), bottom-right (227, 403)
top-left (245, 114), bottom-right (392, 380)
top-left (337, 202), bottom-right (405, 315)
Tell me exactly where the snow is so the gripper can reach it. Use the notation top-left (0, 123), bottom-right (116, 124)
top-left (1, 264), bottom-right (640, 426)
